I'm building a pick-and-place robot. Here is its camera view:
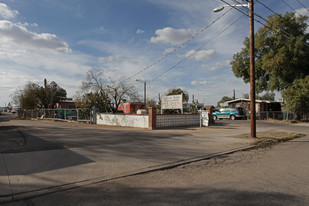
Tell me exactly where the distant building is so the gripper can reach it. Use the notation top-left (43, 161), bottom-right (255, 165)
top-left (117, 102), bottom-right (145, 114)
top-left (56, 98), bottom-right (76, 109)
top-left (225, 98), bottom-right (282, 117)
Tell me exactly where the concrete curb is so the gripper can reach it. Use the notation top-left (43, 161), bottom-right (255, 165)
top-left (0, 145), bottom-right (256, 204)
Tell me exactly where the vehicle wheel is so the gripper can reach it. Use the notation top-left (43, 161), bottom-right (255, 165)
top-left (213, 115), bottom-right (217, 120)
top-left (230, 115), bottom-right (236, 120)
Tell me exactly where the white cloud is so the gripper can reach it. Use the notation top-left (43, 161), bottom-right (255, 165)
top-left (136, 29), bottom-right (145, 34)
top-left (97, 26), bottom-right (105, 33)
top-left (147, 0), bottom-right (219, 28)
top-left (296, 8), bottom-right (309, 33)
top-left (98, 54), bottom-right (138, 67)
top-left (163, 47), bottom-right (176, 54)
top-left (0, 45), bottom-right (93, 104)
top-left (191, 80), bottom-right (209, 86)
top-left (0, 20), bottom-right (71, 52)
top-left (16, 22), bottom-right (39, 28)
top-left (203, 60), bottom-right (230, 71)
top-left (185, 49), bottom-right (215, 61)
top-left (98, 55), bottom-right (124, 63)
top-left (0, 3), bottom-right (18, 19)
top-left (295, 8), bottom-right (309, 17)
top-left (150, 27), bottom-right (193, 45)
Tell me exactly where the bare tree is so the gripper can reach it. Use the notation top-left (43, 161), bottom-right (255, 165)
top-left (77, 68), bottom-right (139, 113)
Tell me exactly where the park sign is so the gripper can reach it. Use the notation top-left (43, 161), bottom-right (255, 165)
top-left (161, 94), bottom-right (183, 113)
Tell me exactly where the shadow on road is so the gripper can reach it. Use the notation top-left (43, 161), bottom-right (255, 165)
top-left (11, 184), bottom-right (301, 206)
top-left (1, 129), bottom-right (94, 176)
top-left (1, 148), bottom-right (93, 176)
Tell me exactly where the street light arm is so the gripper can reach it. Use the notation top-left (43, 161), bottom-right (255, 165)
top-left (213, 4), bottom-right (249, 12)
top-left (136, 79), bottom-right (146, 83)
top-left (213, 6), bottom-right (225, 12)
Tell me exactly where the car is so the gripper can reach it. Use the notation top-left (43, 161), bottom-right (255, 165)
top-left (115, 110), bottom-right (124, 114)
top-left (212, 107), bottom-right (246, 120)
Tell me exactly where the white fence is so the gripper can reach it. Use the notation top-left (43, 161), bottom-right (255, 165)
top-left (96, 113), bottom-right (149, 128)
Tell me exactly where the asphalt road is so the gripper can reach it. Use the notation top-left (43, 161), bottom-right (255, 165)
top-left (1, 114), bottom-right (307, 155)
top-left (0, 113), bottom-right (254, 202)
top-left (1, 113), bottom-right (309, 205)
top-left (4, 128), bottom-right (309, 206)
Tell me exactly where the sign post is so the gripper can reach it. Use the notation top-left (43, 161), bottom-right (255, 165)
top-left (200, 110), bottom-right (209, 127)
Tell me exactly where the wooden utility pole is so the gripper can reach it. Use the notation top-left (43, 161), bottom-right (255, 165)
top-left (249, 0), bottom-right (256, 137)
top-left (144, 81), bottom-right (146, 107)
top-left (44, 78), bottom-right (48, 109)
top-left (213, 1), bottom-right (256, 137)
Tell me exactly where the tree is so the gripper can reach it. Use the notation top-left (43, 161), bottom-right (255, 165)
top-left (38, 79), bottom-right (67, 109)
top-left (243, 93), bottom-right (250, 99)
top-left (166, 88), bottom-right (189, 102)
top-left (146, 99), bottom-right (157, 108)
top-left (14, 82), bottom-right (40, 110)
top-left (243, 92), bottom-right (275, 101)
top-left (13, 80), bottom-right (67, 110)
top-left (77, 68), bottom-right (139, 113)
top-left (74, 92), bottom-right (107, 118)
top-left (231, 12), bottom-right (309, 93)
top-left (217, 96), bottom-right (233, 108)
top-left (78, 69), bottom-right (110, 112)
top-left (257, 92), bottom-right (275, 101)
top-left (106, 79), bottom-right (139, 112)
top-left (283, 76), bottom-right (309, 119)
top-left (188, 100), bottom-right (200, 114)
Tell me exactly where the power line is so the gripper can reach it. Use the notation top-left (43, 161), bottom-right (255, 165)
top-left (149, 0), bottom-right (309, 84)
top-left (123, 7), bottom-right (234, 82)
top-left (256, 0), bottom-right (308, 24)
top-left (255, 0), bottom-right (280, 15)
top-left (253, 9), bottom-right (309, 47)
top-left (296, 0), bottom-right (309, 13)
top-left (132, 0), bottom-right (308, 85)
top-left (280, 0), bottom-right (303, 16)
top-left (220, 0), bottom-right (309, 47)
top-left (148, 14), bottom-right (245, 83)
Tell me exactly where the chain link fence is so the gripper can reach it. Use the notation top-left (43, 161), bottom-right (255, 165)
top-left (248, 111), bottom-right (309, 121)
top-left (18, 109), bottom-right (92, 123)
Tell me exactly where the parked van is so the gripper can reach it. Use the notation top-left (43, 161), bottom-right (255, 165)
top-left (212, 107), bottom-right (246, 120)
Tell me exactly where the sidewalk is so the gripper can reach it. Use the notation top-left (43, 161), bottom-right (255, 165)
top-left (0, 119), bottom-right (255, 203)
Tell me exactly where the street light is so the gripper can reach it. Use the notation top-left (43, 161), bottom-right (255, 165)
top-left (213, 4), bottom-right (249, 13)
top-left (214, 0), bottom-right (256, 138)
top-left (136, 79), bottom-right (146, 106)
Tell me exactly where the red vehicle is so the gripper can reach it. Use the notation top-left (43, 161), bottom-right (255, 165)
top-left (117, 102), bottom-right (145, 114)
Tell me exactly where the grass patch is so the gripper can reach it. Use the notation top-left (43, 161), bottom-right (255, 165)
top-left (234, 131), bottom-right (305, 148)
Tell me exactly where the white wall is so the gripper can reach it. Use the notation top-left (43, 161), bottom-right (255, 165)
top-left (97, 114), bottom-right (148, 128)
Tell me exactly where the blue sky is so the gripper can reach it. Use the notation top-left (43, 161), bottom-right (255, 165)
top-left (0, 0), bottom-right (308, 106)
